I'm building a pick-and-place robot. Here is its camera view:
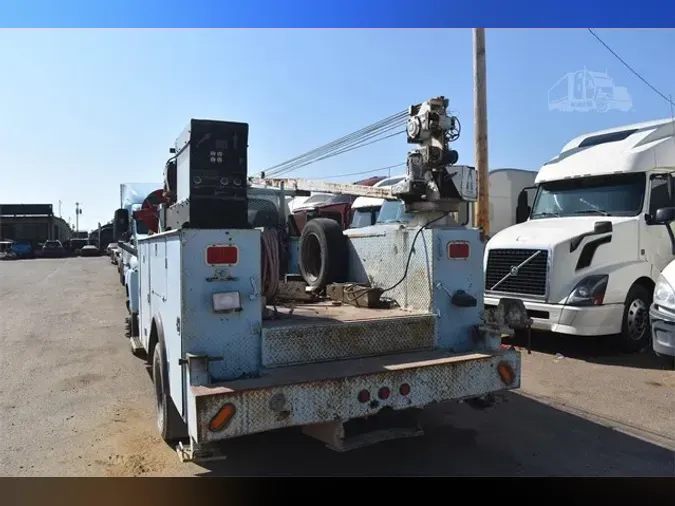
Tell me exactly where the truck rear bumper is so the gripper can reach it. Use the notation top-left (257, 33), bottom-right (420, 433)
top-left (187, 348), bottom-right (520, 445)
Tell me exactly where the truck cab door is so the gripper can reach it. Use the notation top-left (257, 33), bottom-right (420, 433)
top-left (644, 174), bottom-right (675, 273)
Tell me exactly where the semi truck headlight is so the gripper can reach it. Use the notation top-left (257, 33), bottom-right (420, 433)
top-left (653, 275), bottom-right (675, 310)
top-left (212, 291), bottom-right (242, 313)
top-left (566, 275), bottom-right (608, 306)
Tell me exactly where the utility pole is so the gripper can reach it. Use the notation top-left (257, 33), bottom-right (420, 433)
top-left (75, 202), bottom-right (82, 233)
top-left (58, 200), bottom-right (62, 218)
top-left (473, 28), bottom-right (490, 238)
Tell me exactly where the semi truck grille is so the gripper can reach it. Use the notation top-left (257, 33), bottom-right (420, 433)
top-left (485, 248), bottom-right (548, 297)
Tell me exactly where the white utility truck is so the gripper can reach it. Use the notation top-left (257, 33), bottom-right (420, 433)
top-left (113, 98), bottom-right (527, 461)
top-left (484, 118), bottom-right (675, 352)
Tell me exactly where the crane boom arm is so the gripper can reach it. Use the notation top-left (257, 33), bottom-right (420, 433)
top-left (248, 177), bottom-right (394, 199)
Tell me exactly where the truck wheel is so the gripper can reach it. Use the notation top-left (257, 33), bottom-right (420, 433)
top-left (299, 218), bottom-right (348, 290)
top-left (618, 284), bottom-right (652, 353)
top-left (152, 342), bottom-right (188, 442)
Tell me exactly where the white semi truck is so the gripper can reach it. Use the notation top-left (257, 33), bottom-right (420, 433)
top-left (484, 118), bottom-right (675, 352)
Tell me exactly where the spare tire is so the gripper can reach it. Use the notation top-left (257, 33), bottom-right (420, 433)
top-left (299, 218), bottom-right (348, 290)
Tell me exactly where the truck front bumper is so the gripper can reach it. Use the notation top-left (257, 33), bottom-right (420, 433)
top-left (484, 296), bottom-right (623, 336)
top-left (650, 304), bottom-right (675, 358)
top-left (187, 348), bottom-right (520, 445)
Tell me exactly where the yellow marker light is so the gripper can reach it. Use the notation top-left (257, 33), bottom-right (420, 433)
top-left (209, 403), bottom-right (236, 432)
top-left (497, 361), bottom-right (516, 386)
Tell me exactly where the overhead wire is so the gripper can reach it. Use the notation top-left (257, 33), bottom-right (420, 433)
top-left (587, 28), bottom-right (675, 107)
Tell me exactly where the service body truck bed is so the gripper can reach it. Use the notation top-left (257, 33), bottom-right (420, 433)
top-left (137, 223), bottom-right (520, 455)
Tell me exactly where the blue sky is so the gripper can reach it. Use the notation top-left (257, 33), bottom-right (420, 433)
top-left (0, 29), bottom-right (673, 230)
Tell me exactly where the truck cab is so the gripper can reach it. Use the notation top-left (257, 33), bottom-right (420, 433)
top-left (484, 118), bottom-right (675, 352)
top-left (349, 175), bottom-right (405, 228)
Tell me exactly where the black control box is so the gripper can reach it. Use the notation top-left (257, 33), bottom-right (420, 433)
top-left (174, 119), bottom-right (249, 229)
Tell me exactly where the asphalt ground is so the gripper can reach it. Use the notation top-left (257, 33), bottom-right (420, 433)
top-left (1, 257), bottom-right (673, 476)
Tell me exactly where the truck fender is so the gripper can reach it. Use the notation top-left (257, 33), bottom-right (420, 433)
top-left (148, 313), bottom-right (167, 367)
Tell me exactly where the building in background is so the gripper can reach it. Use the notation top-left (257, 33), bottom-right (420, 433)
top-left (0, 204), bottom-right (72, 247)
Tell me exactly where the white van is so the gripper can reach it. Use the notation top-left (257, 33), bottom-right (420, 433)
top-left (484, 118), bottom-right (675, 352)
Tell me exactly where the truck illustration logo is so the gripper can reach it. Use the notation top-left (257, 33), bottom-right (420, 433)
top-left (548, 68), bottom-right (632, 113)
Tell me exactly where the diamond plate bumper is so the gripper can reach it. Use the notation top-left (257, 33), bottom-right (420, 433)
top-left (188, 348), bottom-right (521, 444)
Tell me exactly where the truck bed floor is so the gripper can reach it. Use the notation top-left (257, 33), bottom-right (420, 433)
top-left (262, 302), bottom-right (430, 329)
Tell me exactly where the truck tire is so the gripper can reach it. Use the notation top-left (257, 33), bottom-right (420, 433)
top-left (299, 218), bottom-right (348, 290)
top-left (152, 342), bottom-right (188, 442)
top-left (618, 284), bottom-right (652, 353)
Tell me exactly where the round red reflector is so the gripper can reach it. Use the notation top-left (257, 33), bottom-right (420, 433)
top-left (378, 387), bottom-right (391, 400)
top-left (357, 390), bottom-right (370, 403)
top-left (399, 383), bottom-right (411, 396)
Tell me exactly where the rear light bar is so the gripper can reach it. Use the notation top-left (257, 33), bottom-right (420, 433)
top-left (206, 245), bottom-right (239, 265)
top-left (447, 241), bottom-right (470, 259)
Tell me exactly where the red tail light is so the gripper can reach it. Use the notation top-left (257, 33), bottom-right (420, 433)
top-left (206, 245), bottom-right (239, 265)
top-left (447, 241), bottom-right (470, 259)
top-left (378, 387), bottom-right (391, 400)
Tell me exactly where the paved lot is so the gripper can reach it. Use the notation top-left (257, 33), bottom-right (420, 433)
top-left (1, 257), bottom-right (673, 476)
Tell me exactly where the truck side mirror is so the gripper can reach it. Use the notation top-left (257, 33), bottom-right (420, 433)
top-left (515, 189), bottom-right (530, 224)
top-left (593, 221), bottom-right (613, 234)
top-left (113, 208), bottom-right (129, 241)
top-left (654, 207), bottom-right (675, 225)
top-left (654, 207), bottom-right (675, 254)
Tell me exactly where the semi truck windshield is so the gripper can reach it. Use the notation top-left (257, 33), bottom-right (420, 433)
top-left (531, 173), bottom-right (646, 219)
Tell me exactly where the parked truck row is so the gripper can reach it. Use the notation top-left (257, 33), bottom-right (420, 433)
top-left (109, 104), bottom-right (675, 463)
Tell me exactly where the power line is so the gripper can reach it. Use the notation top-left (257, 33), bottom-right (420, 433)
top-left (587, 28), bottom-right (675, 107)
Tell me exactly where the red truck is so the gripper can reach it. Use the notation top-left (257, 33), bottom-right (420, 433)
top-left (289, 176), bottom-right (384, 235)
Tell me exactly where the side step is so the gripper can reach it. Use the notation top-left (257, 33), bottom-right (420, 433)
top-left (129, 335), bottom-right (146, 358)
